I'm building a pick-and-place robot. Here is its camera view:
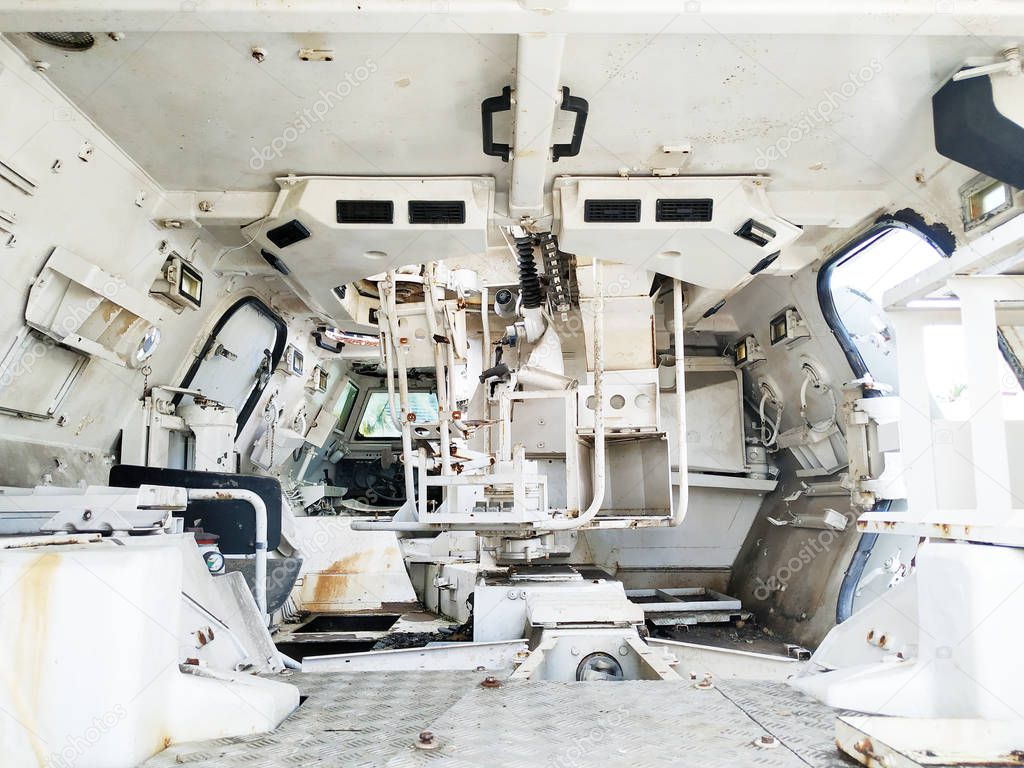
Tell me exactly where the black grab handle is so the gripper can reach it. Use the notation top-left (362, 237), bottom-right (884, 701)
top-left (312, 327), bottom-right (343, 353)
top-left (481, 86), bottom-right (513, 162)
top-left (552, 87), bottom-right (589, 162)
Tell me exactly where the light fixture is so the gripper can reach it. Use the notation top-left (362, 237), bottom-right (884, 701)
top-left (732, 334), bottom-right (766, 368)
top-left (769, 307), bottom-right (810, 347)
top-left (734, 218), bottom-right (777, 248)
top-left (284, 345), bottom-right (304, 376)
top-left (128, 325), bottom-right (161, 368)
top-left (151, 253), bottom-right (203, 310)
top-left (309, 365), bottom-right (329, 392)
top-left (960, 173), bottom-right (1016, 231)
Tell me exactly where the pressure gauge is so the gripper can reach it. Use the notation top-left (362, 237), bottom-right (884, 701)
top-left (203, 549), bottom-right (225, 574)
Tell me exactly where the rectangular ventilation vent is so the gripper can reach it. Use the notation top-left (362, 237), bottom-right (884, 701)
top-left (583, 199), bottom-right (641, 223)
top-left (408, 200), bottom-right (466, 225)
top-left (336, 200), bottom-right (394, 224)
top-left (656, 198), bottom-right (714, 223)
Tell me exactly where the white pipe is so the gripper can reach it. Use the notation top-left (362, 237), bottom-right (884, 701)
top-left (671, 278), bottom-right (689, 528)
top-left (377, 283), bottom-right (404, 433)
top-left (543, 259), bottom-right (605, 530)
top-left (187, 488), bottom-right (268, 622)
top-left (424, 266), bottom-right (452, 474)
top-left (279, 652), bottom-right (302, 670)
top-left (480, 284), bottom-right (493, 458)
top-left (481, 284), bottom-right (492, 365)
top-left (383, 273), bottom-right (417, 506)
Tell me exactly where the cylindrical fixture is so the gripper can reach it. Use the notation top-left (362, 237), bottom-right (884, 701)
top-left (494, 287), bottom-right (518, 319)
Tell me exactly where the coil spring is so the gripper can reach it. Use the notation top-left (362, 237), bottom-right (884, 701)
top-left (515, 235), bottom-right (542, 309)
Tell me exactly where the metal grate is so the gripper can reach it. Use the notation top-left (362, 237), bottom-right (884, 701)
top-left (583, 199), bottom-right (641, 223)
top-left (29, 32), bottom-right (95, 51)
top-left (336, 200), bottom-right (394, 224)
top-left (656, 198), bottom-right (714, 222)
top-left (408, 200), bottom-right (466, 224)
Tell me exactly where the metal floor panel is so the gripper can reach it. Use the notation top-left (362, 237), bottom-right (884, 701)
top-left (142, 672), bottom-right (850, 768)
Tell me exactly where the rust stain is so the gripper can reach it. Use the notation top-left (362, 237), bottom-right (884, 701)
top-left (307, 549), bottom-right (397, 607)
top-left (9, 553), bottom-right (61, 766)
top-left (854, 738), bottom-right (873, 755)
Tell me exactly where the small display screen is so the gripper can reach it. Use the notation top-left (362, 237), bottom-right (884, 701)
top-left (770, 312), bottom-right (789, 345)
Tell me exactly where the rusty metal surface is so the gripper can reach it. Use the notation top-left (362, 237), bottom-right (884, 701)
top-left (141, 672), bottom-right (854, 768)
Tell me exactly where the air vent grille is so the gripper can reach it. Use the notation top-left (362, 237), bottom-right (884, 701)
top-left (336, 200), bottom-right (394, 224)
top-left (408, 200), bottom-right (466, 224)
top-left (29, 32), bottom-right (95, 51)
top-left (656, 198), bottom-right (713, 223)
top-left (583, 199), bottom-right (641, 223)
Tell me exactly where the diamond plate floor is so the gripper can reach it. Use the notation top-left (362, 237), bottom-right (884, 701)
top-left (142, 672), bottom-right (851, 768)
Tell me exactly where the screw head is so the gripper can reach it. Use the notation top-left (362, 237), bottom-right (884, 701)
top-left (480, 676), bottom-right (501, 688)
top-left (754, 734), bottom-right (779, 749)
top-left (414, 730), bottom-right (438, 750)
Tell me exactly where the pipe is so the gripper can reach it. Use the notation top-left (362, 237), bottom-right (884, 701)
top-left (187, 488), bottom-right (267, 622)
top-left (543, 258), bottom-right (605, 530)
top-left (382, 273), bottom-right (417, 506)
top-left (481, 284), bottom-right (492, 367)
top-left (671, 278), bottom-right (689, 527)
top-left (424, 266), bottom-right (453, 474)
top-left (378, 284), bottom-right (404, 433)
top-left (279, 652), bottom-right (302, 670)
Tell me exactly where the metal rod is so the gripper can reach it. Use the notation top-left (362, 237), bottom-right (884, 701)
top-left (544, 258), bottom-right (605, 530)
top-left (187, 488), bottom-right (268, 622)
top-left (424, 265), bottom-right (453, 475)
top-left (671, 278), bottom-right (689, 527)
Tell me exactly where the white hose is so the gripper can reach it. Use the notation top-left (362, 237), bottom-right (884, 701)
top-left (759, 390), bottom-right (783, 447)
top-left (800, 373), bottom-right (838, 433)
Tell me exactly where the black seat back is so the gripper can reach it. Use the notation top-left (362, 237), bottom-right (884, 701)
top-left (109, 465), bottom-right (282, 555)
